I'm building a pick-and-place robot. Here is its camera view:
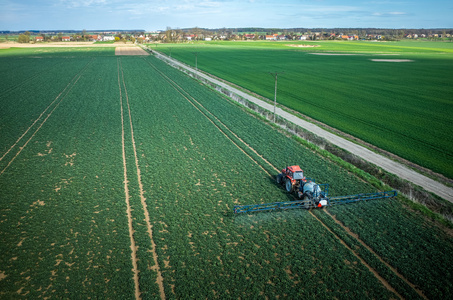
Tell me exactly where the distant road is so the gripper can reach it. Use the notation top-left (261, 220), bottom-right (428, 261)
top-left (153, 50), bottom-right (453, 204)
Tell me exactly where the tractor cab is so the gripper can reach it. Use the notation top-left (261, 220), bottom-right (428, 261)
top-left (284, 165), bottom-right (304, 180)
top-left (277, 165), bottom-right (305, 192)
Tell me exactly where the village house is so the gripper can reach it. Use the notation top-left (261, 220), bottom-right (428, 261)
top-left (103, 36), bottom-right (115, 41)
top-left (265, 34), bottom-right (278, 40)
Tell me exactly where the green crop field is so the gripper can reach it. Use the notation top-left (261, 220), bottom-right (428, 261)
top-left (151, 40), bottom-right (453, 179)
top-left (1, 47), bottom-right (452, 299)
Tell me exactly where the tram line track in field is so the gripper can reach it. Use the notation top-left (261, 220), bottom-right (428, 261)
top-left (324, 210), bottom-right (428, 299)
top-left (0, 58), bottom-right (94, 175)
top-left (0, 60), bottom-right (65, 100)
top-left (309, 210), bottom-right (404, 299)
top-left (117, 58), bottom-right (165, 300)
top-left (145, 57), bottom-right (425, 299)
top-left (117, 57), bottom-right (140, 300)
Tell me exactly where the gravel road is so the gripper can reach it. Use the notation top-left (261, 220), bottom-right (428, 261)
top-left (154, 51), bottom-right (453, 203)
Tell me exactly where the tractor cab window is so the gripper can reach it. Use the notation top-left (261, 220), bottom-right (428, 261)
top-left (293, 171), bottom-right (304, 180)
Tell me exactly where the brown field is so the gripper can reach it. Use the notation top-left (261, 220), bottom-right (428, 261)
top-left (115, 46), bottom-right (149, 56)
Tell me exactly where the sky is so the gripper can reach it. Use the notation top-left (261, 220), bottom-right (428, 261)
top-left (1, 0), bottom-right (452, 31)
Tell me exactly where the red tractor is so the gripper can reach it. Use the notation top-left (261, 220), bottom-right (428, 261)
top-left (276, 165), bottom-right (306, 193)
top-left (234, 164), bottom-right (398, 213)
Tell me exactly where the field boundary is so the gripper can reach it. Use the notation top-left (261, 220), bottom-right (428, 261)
top-left (150, 48), bottom-right (453, 205)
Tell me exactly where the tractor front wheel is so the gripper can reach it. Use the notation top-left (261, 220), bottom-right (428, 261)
top-left (285, 179), bottom-right (294, 193)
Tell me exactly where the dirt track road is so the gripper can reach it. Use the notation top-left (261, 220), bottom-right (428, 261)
top-left (154, 50), bottom-right (453, 203)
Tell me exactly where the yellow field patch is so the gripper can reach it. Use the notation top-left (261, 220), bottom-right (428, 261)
top-left (115, 47), bottom-right (149, 56)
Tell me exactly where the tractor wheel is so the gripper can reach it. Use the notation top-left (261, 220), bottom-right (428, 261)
top-left (276, 174), bottom-right (283, 184)
top-left (285, 179), bottom-right (294, 193)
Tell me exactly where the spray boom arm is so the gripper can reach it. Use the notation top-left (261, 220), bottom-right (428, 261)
top-left (234, 190), bottom-right (397, 214)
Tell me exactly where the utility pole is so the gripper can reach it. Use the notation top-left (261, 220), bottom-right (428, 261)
top-left (269, 71), bottom-right (284, 122)
top-left (192, 52), bottom-right (199, 72)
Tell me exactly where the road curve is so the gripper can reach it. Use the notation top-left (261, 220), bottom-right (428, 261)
top-left (153, 51), bottom-right (453, 204)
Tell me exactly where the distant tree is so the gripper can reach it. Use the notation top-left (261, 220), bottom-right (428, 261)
top-left (115, 37), bottom-right (120, 42)
top-left (57, 32), bottom-right (63, 41)
top-left (165, 27), bottom-right (173, 42)
top-left (18, 34), bottom-right (30, 43)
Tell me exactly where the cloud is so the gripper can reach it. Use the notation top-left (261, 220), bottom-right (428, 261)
top-left (59, 0), bottom-right (107, 8)
top-left (373, 11), bottom-right (408, 17)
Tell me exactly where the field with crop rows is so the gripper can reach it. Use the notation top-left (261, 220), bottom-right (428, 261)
top-left (152, 40), bottom-right (453, 179)
top-left (1, 47), bottom-right (452, 299)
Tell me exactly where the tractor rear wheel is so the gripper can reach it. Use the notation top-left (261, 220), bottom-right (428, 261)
top-left (285, 179), bottom-right (294, 193)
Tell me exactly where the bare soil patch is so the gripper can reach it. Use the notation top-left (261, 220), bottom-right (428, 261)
top-left (310, 53), bottom-right (361, 56)
top-left (287, 44), bottom-right (320, 48)
top-left (0, 41), bottom-right (134, 49)
top-left (371, 59), bottom-right (414, 62)
top-left (115, 47), bottom-right (149, 56)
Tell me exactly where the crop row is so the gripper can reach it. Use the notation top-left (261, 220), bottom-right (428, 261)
top-left (327, 199), bottom-right (453, 299)
top-left (0, 57), bottom-right (93, 158)
top-left (1, 50), bottom-right (452, 298)
top-left (117, 56), bottom-right (400, 298)
top-left (0, 57), bottom-right (135, 298)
